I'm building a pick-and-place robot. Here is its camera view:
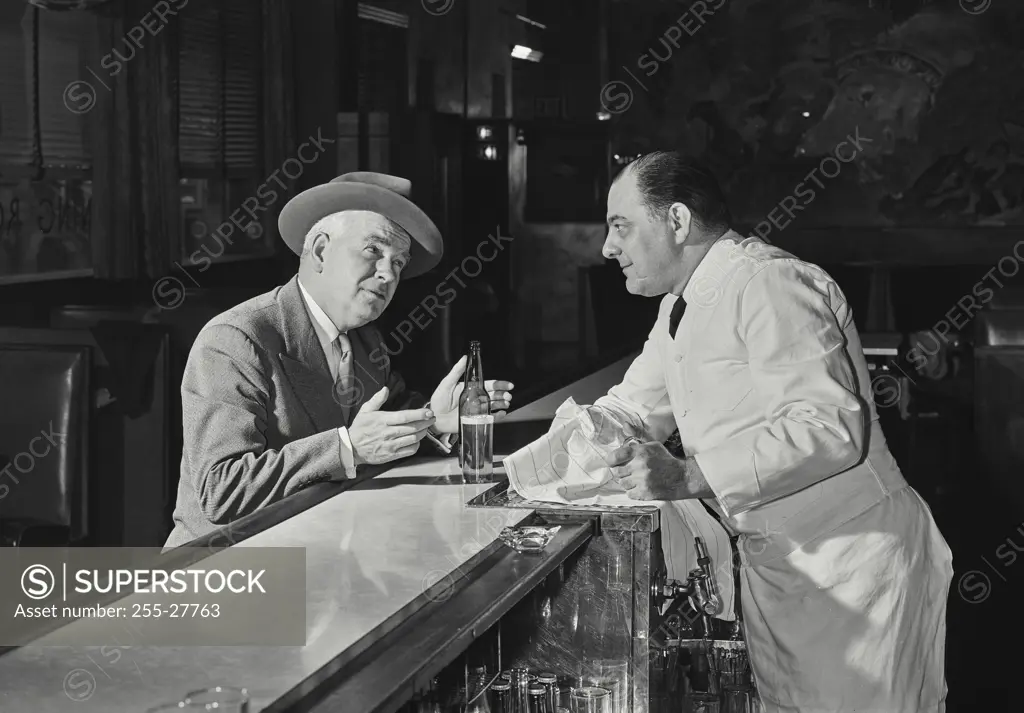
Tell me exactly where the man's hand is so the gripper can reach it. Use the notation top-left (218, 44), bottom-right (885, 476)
top-left (348, 387), bottom-right (435, 465)
top-left (608, 440), bottom-right (690, 501)
top-left (429, 355), bottom-right (515, 434)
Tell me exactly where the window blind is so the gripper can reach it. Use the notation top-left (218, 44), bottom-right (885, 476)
top-left (178, 0), bottom-right (261, 174)
top-left (37, 8), bottom-right (95, 170)
top-left (0, 5), bottom-right (94, 174)
top-left (0, 5), bottom-right (35, 170)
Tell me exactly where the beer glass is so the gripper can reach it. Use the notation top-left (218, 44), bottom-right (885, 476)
top-left (569, 686), bottom-right (611, 713)
top-left (589, 660), bottom-right (628, 713)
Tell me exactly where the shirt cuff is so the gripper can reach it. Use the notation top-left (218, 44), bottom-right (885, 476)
top-left (337, 427), bottom-right (358, 479)
top-left (692, 445), bottom-right (757, 519)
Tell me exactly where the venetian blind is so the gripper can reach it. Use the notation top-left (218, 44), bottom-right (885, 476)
top-left (38, 9), bottom-right (94, 170)
top-left (0, 4), bottom-right (35, 169)
top-left (0, 5), bottom-right (94, 173)
top-left (178, 0), bottom-right (261, 174)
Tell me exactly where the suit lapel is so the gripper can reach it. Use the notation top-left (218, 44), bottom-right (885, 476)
top-left (342, 327), bottom-right (389, 426)
top-left (276, 276), bottom-right (345, 433)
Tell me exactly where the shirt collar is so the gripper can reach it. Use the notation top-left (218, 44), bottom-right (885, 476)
top-left (297, 278), bottom-right (342, 343)
top-left (681, 230), bottom-right (743, 306)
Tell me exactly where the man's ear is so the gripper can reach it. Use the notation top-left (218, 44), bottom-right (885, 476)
top-left (309, 232), bottom-right (331, 272)
top-left (668, 203), bottom-right (693, 245)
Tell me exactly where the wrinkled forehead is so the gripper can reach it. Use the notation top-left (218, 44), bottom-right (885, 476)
top-left (317, 210), bottom-right (413, 254)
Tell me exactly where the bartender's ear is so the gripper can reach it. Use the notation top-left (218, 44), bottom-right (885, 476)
top-left (667, 203), bottom-right (692, 246)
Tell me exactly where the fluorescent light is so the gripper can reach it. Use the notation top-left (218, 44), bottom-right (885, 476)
top-left (511, 45), bottom-right (543, 62)
top-left (515, 14), bottom-right (547, 29)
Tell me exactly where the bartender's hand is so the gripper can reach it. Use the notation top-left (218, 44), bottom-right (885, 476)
top-left (608, 441), bottom-right (690, 501)
top-left (349, 387), bottom-right (435, 465)
top-left (428, 355), bottom-right (515, 434)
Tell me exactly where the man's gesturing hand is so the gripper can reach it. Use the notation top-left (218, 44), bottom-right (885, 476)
top-left (429, 355), bottom-right (515, 434)
top-left (349, 387), bottom-right (435, 466)
top-left (608, 440), bottom-right (688, 501)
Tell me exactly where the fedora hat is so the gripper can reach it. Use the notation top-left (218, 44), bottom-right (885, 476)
top-left (278, 172), bottom-right (443, 279)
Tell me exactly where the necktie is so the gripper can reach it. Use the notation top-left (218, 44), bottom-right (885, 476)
top-left (334, 333), bottom-right (359, 406)
top-left (668, 297), bottom-right (687, 339)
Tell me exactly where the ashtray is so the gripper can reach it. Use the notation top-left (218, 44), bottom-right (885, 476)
top-left (499, 525), bottom-right (561, 553)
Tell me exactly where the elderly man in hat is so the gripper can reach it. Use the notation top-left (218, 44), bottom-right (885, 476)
top-left (165, 173), bottom-right (514, 548)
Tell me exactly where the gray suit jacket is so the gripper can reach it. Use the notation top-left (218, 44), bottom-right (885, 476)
top-left (164, 275), bottom-right (428, 548)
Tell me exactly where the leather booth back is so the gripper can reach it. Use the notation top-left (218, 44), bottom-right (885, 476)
top-left (0, 346), bottom-right (89, 539)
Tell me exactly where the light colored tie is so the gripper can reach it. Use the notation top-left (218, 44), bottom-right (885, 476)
top-left (334, 333), bottom-right (360, 406)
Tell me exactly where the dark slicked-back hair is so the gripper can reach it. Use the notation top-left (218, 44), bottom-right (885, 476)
top-left (617, 151), bottom-right (732, 234)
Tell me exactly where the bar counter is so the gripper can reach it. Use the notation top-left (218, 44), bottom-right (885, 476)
top-left (0, 356), bottom-right (637, 713)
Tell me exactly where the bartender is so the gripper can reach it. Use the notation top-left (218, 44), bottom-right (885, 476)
top-left (597, 151), bottom-right (952, 712)
top-left (165, 172), bottom-right (514, 548)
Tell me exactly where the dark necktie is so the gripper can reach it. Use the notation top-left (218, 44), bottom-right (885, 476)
top-left (668, 296), bottom-right (687, 338)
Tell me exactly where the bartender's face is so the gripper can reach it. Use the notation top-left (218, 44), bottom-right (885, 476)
top-left (603, 170), bottom-right (690, 297)
top-left (302, 211), bottom-right (412, 331)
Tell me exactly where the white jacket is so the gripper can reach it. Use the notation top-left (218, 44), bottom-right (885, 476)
top-left (596, 234), bottom-right (952, 712)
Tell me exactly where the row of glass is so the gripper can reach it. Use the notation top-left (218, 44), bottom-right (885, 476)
top-left (402, 664), bottom-right (625, 713)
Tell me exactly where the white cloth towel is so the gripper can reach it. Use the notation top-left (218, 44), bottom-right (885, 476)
top-left (503, 397), bottom-right (736, 620)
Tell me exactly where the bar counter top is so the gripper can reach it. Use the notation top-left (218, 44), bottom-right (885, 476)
top-left (0, 458), bottom-right (531, 713)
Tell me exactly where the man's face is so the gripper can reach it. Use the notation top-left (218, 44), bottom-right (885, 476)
top-left (603, 171), bottom-right (679, 297)
top-left (306, 211), bottom-right (412, 330)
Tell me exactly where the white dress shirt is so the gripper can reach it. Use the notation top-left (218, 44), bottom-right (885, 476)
top-left (298, 279), bottom-right (358, 478)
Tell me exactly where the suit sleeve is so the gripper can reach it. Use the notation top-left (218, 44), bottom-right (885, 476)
top-left (594, 296), bottom-right (678, 443)
top-left (693, 261), bottom-right (865, 517)
top-left (182, 324), bottom-right (344, 524)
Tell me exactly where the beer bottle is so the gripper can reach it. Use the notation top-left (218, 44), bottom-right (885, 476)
top-left (526, 683), bottom-right (549, 713)
top-left (490, 682), bottom-right (511, 713)
top-left (459, 341), bottom-right (493, 480)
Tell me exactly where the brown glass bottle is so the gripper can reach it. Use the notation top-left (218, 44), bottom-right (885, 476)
top-left (458, 341), bottom-right (493, 480)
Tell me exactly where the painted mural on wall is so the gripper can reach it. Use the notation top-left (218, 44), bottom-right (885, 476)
top-left (607, 0), bottom-right (1024, 227)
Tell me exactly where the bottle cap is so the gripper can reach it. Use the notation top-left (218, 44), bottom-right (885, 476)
top-left (491, 682), bottom-right (511, 691)
top-left (537, 672), bottom-right (558, 683)
top-left (528, 684), bottom-right (547, 695)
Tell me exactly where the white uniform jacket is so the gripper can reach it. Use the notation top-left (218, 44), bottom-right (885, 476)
top-left (596, 234), bottom-right (953, 712)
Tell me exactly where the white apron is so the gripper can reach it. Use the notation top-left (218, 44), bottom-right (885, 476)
top-left (740, 486), bottom-right (952, 712)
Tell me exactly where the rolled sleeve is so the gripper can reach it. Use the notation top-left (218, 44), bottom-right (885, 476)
top-left (694, 262), bottom-right (864, 517)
